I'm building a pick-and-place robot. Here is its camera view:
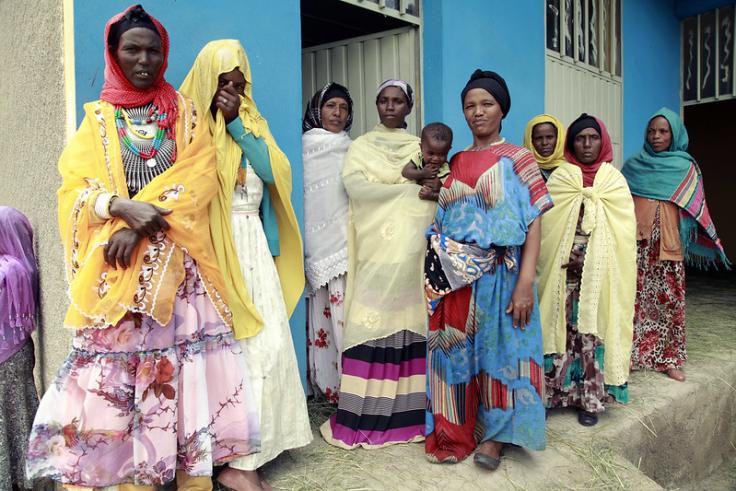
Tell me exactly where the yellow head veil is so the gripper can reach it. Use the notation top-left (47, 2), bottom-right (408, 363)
top-left (180, 39), bottom-right (304, 339)
top-left (522, 114), bottom-right (567, 171)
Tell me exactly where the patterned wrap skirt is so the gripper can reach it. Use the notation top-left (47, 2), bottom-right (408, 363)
top-left (307, 275), bottom-right (346, 404)
top-left (630, 210), bottom-right (687, 371)
top-left (26, 255), bottom-right (260, 487)
top-left (544, 254), bottom-right (629, 413)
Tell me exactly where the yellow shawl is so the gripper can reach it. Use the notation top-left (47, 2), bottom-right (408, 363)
top-left (342, 124), bottom-right (437, 349)
top-left (537, 163), bottom-right (636, 386)
top-left (523, 114), bottom-right (567, 171)
top-left (180, 40), bottom-right (304, 339)
top-left (59, 94), bottom-right (232, 330)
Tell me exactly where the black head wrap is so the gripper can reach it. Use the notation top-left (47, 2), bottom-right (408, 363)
top-left (322, 85), bottom-right (350, 108)
top-left (461, 69), bottom-right (511, 117)
top-left (565, 113), bottom-right (601, 153)
top-left (302, 82), bottom-right (354, 133)
top-left (108, 5), bottom-right (159, 48)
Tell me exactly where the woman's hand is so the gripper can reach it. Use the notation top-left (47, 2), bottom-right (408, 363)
top-left (420, 177), bottom-right (442, 192)
top-left (103, 228), bottom-right (142, 270)
top-left (109, 198), bottom-right (171, 237)
top-left (506, 279), bottom-right (534, 329)
top-left (418, 185), bottom-right (439, 201)
top-left (215, 82), bottom-right (241, 123)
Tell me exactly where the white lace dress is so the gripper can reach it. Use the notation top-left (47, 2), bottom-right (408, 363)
top-left (228, 164), bottom-right (312, 470)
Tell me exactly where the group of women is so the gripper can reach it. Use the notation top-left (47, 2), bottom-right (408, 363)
top-left (303, 61), bottom-right (728, 471)
top-left (1, 3), bottom-right (729, 490)
top-left (301, 73), bottom-right (730, 472)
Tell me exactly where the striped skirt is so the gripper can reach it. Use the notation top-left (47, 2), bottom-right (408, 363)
top-left (320, 330), bottom-right (426, 449)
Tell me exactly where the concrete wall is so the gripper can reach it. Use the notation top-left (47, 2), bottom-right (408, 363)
top-left (72, 0), bottom-right (308, 386)
top-left (423, 0), bottom-right (546, 151)
top-left (0, 0), bottom-right (69, 390)
top-left (622, 0), bottom-right (681, 159)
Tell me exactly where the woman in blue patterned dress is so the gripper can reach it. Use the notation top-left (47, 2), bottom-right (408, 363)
top-left (424, 70), bottom-right (552, 469)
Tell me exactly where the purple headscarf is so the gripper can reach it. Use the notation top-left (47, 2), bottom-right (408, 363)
top-left (0, 207), bottom-right (38, 364)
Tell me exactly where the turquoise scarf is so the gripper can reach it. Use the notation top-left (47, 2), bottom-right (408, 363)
top-left (622, 107), bottom-right (729, 269)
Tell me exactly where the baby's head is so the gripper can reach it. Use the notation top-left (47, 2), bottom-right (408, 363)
top-left (420, 122), bottom-right (453, 167)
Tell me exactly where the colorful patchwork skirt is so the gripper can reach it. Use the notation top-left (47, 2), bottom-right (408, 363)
top-left (425, 264), bottom-right (546, 463)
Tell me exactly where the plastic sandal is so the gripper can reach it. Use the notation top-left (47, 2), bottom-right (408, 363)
top-left (474, 452), bottom-right (501, 470)
top-left (578, 410), bottom-right (599, 426)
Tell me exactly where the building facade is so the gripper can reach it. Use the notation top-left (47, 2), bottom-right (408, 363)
top-left (0, 0), bottom-right (732, 389)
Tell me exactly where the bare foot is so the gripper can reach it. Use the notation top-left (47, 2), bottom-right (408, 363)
top-left (217, 467), bottom-right (263, 491)
top-left (666, 368), bottom-right (686, 381)
top-left (259, 475), bottom-right (273, 491)
top-left (476, 440), bottom-right (503, 459)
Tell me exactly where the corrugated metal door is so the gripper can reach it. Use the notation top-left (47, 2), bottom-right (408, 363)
top-left (545, 57), bottom-right (623, 165)
top-left (302, 26), bottom-right (421, 137)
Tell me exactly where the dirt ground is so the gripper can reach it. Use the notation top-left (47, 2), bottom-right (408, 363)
top-left (252, 272), bottom-right (736, 491)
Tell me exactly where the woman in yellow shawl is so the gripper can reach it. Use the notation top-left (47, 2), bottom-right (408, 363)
top-left (319, 80), bottom-right (438, 450)
top-left (180, 40), bottom-right (310, 491)
top-left (537, 114), bottom-right (636, 427)
top-left (523, 113), bottom-right (567, 181)
top-left (26, 7), bottom-right (259, 489)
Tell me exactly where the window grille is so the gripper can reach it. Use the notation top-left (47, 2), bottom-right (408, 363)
top-left (546, 0), bottom-right (621, 79)
top-left (682, 5), bottom-right (735, 105)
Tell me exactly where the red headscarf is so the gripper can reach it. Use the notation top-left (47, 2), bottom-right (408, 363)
top-left (101, 4), bottom-right (178, 135)
top-left (564, 115), bottom-right (613, 187)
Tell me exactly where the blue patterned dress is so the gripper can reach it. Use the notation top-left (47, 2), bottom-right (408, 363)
top-left (424, 147), bottom-right (551, 462)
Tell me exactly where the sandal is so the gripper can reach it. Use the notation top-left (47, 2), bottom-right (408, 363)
top-left (473, 452), bottom-right (501, 470)
top-left (578, 410), bottom-right (598, 426)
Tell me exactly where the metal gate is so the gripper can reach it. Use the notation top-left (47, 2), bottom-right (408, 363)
top-left (545, 57), bottom-right (623, 165)
top-left (302, 26), bottom-right (421, 137)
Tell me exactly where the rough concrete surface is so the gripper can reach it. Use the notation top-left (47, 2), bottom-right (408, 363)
top-left (254, 273), bottom-right (735, 491)
top-left (0, 0), bottom-right (70, 392)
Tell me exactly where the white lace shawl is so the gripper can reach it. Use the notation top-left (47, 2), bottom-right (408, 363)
top-left (302, 128), bottom-right (352, 291)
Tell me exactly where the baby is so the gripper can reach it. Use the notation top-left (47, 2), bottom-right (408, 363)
top-left (402, 122), bottom-right (453, 200)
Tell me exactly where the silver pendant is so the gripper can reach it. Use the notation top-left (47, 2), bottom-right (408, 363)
top-left (146, 158), bottom-right (157, 168)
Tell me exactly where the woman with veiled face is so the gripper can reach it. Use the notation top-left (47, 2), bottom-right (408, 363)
top-left (26, 7), bottom-right (259, 489)
top-left (302, 82), bottom-right (354, 404)
top-left (623, 108), bottom-right (729, 383)
top-left (320, 79), bottom-right (437, 451)
top-left (0, 207), bottom-right (39, 491)
top-left (181, 39), bottom-right (311, 491)
top-left (424, 69), bottom-right (552, 469)
top-left (538, 113), bottom-right (637, 428)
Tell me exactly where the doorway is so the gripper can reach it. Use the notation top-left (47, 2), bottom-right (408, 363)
top-left (301, 0), bottom-right (422, 137)
top-left (683, 99), bottom-right (736, 266)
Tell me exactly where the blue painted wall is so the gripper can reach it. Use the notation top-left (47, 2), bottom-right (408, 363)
top-left (423, 0), bottom-right (546, 151)
top-left (622, 0), bottom-right (681, 160)
top-left (73, 0), bottom-right (308, 387)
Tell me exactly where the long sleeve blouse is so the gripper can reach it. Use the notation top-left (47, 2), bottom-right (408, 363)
top-left (226, 118), bottom-right (280, 256)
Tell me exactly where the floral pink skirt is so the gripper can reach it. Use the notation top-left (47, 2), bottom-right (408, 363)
top-left (26, 256), bottom-right (260, 486)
